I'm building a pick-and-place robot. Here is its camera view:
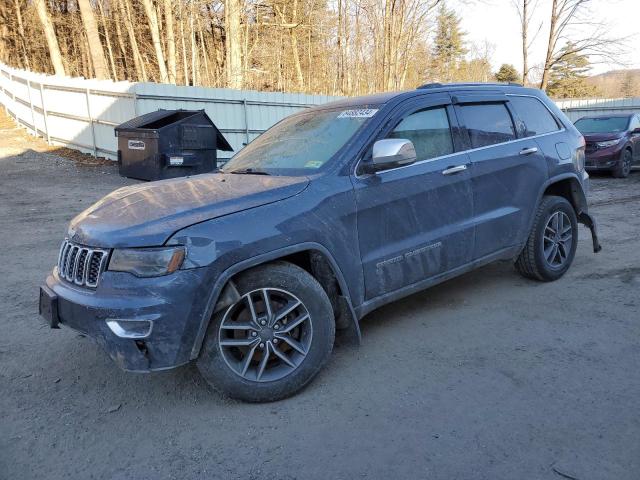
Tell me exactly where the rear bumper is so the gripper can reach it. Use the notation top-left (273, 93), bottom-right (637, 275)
top-left (43, 266), bottom-right (212, 372)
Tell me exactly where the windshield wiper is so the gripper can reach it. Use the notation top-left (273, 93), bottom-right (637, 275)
top-left (227, 168), bottom-right (271, 175)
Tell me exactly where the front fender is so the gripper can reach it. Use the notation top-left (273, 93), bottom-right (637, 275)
top-left (186, 242), bottom-right (359, 360)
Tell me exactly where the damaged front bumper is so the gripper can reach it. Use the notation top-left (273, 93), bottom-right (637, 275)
top-left (41, 266), bottom-right (212, 372)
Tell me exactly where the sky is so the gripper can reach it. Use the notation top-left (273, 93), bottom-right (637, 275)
top-left (453, 0), bottom-right (640, 77)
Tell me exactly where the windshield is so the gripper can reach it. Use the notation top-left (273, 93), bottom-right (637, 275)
top-left (221, 108), bottom-right (378, 175)
top-left (574, 116), bottom-right (629, 134)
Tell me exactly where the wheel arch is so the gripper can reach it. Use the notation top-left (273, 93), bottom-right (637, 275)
top-left (540, 174), bottom-right (588, 215)
top-left (526, 173), bottom-right (601, 253)
top-left (190, 242), bottom-right (360, 360)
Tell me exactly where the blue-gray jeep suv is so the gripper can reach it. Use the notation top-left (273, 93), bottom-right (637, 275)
top-left (40, 83), bottom-right (601, 402)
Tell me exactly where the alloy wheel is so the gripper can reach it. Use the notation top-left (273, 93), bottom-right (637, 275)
top-left (542, 211), bottom-right (573, 269)
top-left (218, 288), bottom-right (313, 382)
top-left (623, 150), bottom-right (632, 176)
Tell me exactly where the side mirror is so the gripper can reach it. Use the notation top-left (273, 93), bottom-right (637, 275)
top-left (632, 127), bottom-right (640, 135)
top-left (369, 138), bottom-right (417, 172)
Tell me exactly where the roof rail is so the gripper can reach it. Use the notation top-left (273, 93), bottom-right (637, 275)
top-left (417, 81), bottom-right (523, 89)
top-left (416, 82), bottom-right (443, 89)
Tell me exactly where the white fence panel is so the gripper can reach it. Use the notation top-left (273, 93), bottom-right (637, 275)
top-left (0, 63), bottom-right (341, 163)
top-left (556, 97), bottom-right (640, 121)
top-left (132, 82), bottom-right (340, 160)
top-left (11, 61), bottom-right (638, 164)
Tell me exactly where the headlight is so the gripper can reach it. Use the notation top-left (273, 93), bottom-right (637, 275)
top-left (596, 139), bottom-right (621, 148)
top-left (108, 246), bottom-right (185, 277)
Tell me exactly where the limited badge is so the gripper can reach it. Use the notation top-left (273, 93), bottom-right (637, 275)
top-left (127, 139), bottom-right (145, 150)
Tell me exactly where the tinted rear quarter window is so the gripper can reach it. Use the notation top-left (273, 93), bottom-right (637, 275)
top-left (459, 103), bottom-right (516, 148)
top-left (508, 95), bottom-right (560, 137)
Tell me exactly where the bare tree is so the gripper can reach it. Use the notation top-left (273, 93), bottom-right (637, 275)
top-left (511, 0), bottom-right (541, 85)
top-left (142, 0), bottom-right (169, 82)
top-left (540, 0), bottom-right (625, 91)
top-left (337, 0), bottom-right (346, 93)
top-left (78, 0), bottom-right (110, 79)
top-left (225, 0), bottom-right (243, 89)
top-left (118, 0), bottom-right (147, 81)
top-left (33, 0), bottom-right (66, 76)
top-left (13, 0), bottom-right (30, 69)
top-left (2, 0), bottom-right (503, 96)
top-left (164, 0), bottom-right (177, 83)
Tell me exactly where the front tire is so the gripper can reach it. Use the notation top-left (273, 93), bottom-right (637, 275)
top-left (515, 195), bottom-right (578, 282)
top-left (197, 262), bottom-right (335, 402)
top-left (612, 149), bottom-right (632, 178)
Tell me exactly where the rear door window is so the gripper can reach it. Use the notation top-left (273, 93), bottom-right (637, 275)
top-left (508, 95), bottom-right (560, 137)
top-left (387, 107), bottom-right (454, 161)
top-left (458, 103), bottom-right (516, 148)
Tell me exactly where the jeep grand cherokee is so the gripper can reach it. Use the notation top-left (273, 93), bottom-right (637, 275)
top-left (40, 83), bottom-right (601, 402)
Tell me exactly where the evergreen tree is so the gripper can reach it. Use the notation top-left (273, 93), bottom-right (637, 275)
top-left (547, 43), bottom-right (599, 99)
top-left (495, 64), bottom-right (519, 83)
top-left (430, 3), bottom-right (467, 82)
top-left (620, 72), bottom-right (637, 98)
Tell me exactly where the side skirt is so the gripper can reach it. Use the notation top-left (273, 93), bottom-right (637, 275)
top-left (354, 245), bottom-right (521, 319)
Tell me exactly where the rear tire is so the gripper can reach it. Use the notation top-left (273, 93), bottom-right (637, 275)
top-left (612, 149), bottom-right (632, 178)
top-left (515, 195), bottom-right (578, 282)
top-left (197, 262), bottom-right (335, 402)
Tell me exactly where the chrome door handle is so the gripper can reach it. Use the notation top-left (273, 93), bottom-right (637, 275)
top-left (520, 147), bottom-right (538, 155)
top-left (442, 165), bottom-right (468, 175)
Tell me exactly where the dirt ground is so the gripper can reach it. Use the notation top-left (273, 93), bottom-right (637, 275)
top-left (1, 111), bottom-right (639, 480)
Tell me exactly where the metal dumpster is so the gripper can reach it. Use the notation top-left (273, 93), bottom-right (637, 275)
top-left (114, 109), bottom-right (233, 181)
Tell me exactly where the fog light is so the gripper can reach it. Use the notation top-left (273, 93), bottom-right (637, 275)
top-left (106, 319), bottom-right (154, 339)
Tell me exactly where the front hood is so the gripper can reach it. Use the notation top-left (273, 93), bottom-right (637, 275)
top-left (582, 132), bottom-right (625, 142)
top-left (69, 173), bottom-right (309, 248)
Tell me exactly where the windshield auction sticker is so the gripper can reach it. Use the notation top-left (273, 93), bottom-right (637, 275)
top-left (304, 160), bottom-right (323, 169)
top-left (337, 109), bottom-right (378, 118)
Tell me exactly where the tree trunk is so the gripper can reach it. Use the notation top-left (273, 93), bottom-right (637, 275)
top-left (77, 0), bottom-right (109, 79)
top-left (97, 0), bottom-right (118, 80)
top-left (119, 0), bottom-right (147, 81)
top-left (180, 8), bottom-right (189, 85)
top-left (197, 15), bottom-right (211, 85)
top-left (141, 0), bottom-right (168, 83)
top-left (521, 0), bottom-right (528, 85)
top-left (33, 0), bottom-right (66, 76)
top-left (540, 0), bottom-right (558, 91)
top-left (337, 0), bottom-right (345, 93)
top-left (382, 0), bottom-right (392, 90)
top-left (14, 0), bottom-right (30, 69)
top-left (288, 0), bottom-right (304, 90)
top-left (164, 0), bottom-right (177, 83)
top-left (225, 0), bottom-right (243, 89)
top-left (190, 3), bottom-right (198, 86)
top-left (113, 7), bottom-right (129, 78)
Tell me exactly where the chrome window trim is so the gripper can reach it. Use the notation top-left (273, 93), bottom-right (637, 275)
top-left (354, 94), bottom-right (565, 179)
top-left (355, 128), bottom-right (565, 178)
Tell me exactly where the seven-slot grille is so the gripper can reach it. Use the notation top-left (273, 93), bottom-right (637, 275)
top-left (57, 240), bottom-right (109, 288)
